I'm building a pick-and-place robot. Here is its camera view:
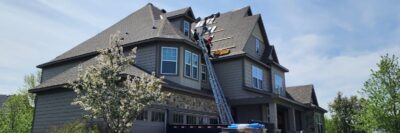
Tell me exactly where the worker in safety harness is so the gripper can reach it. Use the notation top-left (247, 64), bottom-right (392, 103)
top-left (192, 29), bottom-right (199, 42)
top-left (205, 35), bottom-right (214, 57)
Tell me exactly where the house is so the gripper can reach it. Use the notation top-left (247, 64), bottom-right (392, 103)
top-left (0, 95), bottom-right (8, 107)
top-left (29, 3), bottom-right (326, 133)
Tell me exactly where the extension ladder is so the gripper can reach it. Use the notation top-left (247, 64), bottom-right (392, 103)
top-left (197, 33), bottom-right (234, 125)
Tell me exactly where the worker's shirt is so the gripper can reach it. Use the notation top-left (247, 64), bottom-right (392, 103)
top-left (206, 37), bottom-right (213, 45)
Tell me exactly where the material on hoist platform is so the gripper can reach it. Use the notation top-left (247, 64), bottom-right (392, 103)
top-left (213, 49), bottom-right (230, 56)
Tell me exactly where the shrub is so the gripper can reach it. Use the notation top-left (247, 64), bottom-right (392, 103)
top-left (47, 120), bottom-right (99, 133)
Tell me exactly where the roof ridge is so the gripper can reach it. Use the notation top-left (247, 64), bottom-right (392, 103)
top-left (287, 84), bottom-right (314, 89)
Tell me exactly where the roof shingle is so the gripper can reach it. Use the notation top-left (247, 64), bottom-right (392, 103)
top-left (38, 3), bottom-right (192, 68)
top-left (286, 84), bottom-right (314, 104)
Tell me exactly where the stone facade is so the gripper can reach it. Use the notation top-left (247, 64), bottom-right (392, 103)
top-left (166, 92), bottom-right (217, 113)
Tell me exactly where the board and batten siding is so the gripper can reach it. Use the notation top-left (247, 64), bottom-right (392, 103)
top-left (213, 58), bottom-right (263, 99)
top-left (243, 58), bottom-right (271, 92)
top-left (32, 89), bottom-right (83, 133)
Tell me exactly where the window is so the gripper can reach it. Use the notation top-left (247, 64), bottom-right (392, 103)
top-left (186, 115), bottom-right (197, 124)
top-left (184, 50), bottom-right (191, 77)
top-left (184, 50), bottom-right (199, 80)
top-left (252, 65), bottom-right (263, 89)
top-left (198, 116), bottom-right (205, 124)
top-left (172, 113), bottom-right (184, 124)
top-left (209, 118), bottom-right (219, 124)
top-left (274, 74), bottom-right (285, 96)
top-left (184, 20), bottom-right (190, 37)
top-left (256, 38), bottom-right (260, 55)
top-left (151, 111), bottom-right (165, 122)
top-left (315, 113), bottom-right (323, 133)
top-left (161, 47), bottom-right (178, 74)
top-left (136, 110), bottom-right (148, 121)
top-left (201, 64), bottom-right (207, 82)
top-left (192, 53), bottom-right (199, 79)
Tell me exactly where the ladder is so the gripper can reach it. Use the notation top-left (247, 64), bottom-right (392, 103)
top-left (197, 33), bottom-right (234, 125)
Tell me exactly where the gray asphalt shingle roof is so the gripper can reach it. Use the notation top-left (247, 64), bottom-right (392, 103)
top-left (39, 3), bottom-right (192, 67)
top-left (197, 6), bottom-right (260, 57)
top-left (35, 56), bottom-right (149, 90)
top-left (286, 84), bottom-right (315, 104)
top-left (33, 4), bottom-right (266, 92)
top-left (163, 7), bottom-right (193, 19)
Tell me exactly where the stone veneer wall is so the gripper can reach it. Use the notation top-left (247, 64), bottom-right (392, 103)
top-left (165, 92), bottom-right (217, 113)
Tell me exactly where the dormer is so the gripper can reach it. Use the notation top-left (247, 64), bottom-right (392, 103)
top-left (162, 7), bottom-right (196, 37)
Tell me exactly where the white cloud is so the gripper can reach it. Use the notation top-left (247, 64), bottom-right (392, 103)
top-left (276, 33), bottom-right (400, 111)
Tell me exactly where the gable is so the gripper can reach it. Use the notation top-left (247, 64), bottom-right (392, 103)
top-left (286, 84), bottom-right (320, 106)
top-left (252, 22), bottom-right (265, 42)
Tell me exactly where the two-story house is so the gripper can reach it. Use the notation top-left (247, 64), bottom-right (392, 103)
top-left (29, 3), bottom-right (326, 133)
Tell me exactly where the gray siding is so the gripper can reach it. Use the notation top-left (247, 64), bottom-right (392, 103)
top-left (243, 22), bottom-right (266, 60)
top-left (135, 45), bottom-right (157, 72)
top-left (244, 58), bottom-right (271, 91)
top-left (32, 89), bottom-right (83, 133)
top-left (214, 58), bottom-right (262, 99)
top-left (170, 17), bottom-right (192, 38)
top-left (243, 35), bottom-right (266, 60)
top-left (271, 65), bottom-right (286, 94)
top-left (157, 43), bottom-right (203, 90)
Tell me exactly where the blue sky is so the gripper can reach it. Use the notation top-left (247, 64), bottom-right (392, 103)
top-left (0, 0), bottom-right (399, 112)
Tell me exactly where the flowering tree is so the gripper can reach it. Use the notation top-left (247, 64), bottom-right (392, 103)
top-left (68, 31), bottom-right (168, 133)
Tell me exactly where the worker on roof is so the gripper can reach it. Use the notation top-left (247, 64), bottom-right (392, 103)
top-left (205, 35), bottom-right (214, 57)
top-left (192, 29), bottom-right (199, 43)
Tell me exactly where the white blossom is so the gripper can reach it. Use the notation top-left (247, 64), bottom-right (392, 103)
top-left (67, 31), bottom-right (168, 133)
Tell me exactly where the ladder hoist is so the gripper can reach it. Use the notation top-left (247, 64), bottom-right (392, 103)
top-left (196, 30), bottom-right (234, 125)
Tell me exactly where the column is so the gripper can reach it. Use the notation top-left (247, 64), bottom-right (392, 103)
top-left (288, 108), bottom-right (296, 132)
top-left (268, 102), bottom-right (278, 129)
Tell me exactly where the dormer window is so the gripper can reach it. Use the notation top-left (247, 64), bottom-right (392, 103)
top-left (183, 20), bottom-right (190, 37)
top-left (256, 38), bottom-right (260, 55)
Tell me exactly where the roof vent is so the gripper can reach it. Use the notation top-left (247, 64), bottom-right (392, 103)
top-left (152, 20), bottom-right (156, 29)
top-left (161, 9), bottom-right (167, 13)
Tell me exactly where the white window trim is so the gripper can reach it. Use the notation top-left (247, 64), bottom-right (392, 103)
top-left (160, 47), bottom-right (178, 75)
top-left (184, 50), bottom-right (192, 78)
top-left (274, 73), bottom-right (285, 96)
top-left (183, 20), bottom-right (190, 37)
top-left (191, 53), bottom-right (199, 80)
top-left (256, 38), bottom-right (260, 55)
top-left (252, 65), bottom-right (263, 89)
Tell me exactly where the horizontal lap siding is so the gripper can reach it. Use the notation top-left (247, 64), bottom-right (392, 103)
top-left (32, 89), bottom-right (83, 133)
top-left (214, 59), bottom-right (243, 99)
top-left (214, 59), bottom-right (261, 99)
top-left (244, 58), bottom-right (270, 91)
top-left (135, 45), bottom-right (157, 72)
